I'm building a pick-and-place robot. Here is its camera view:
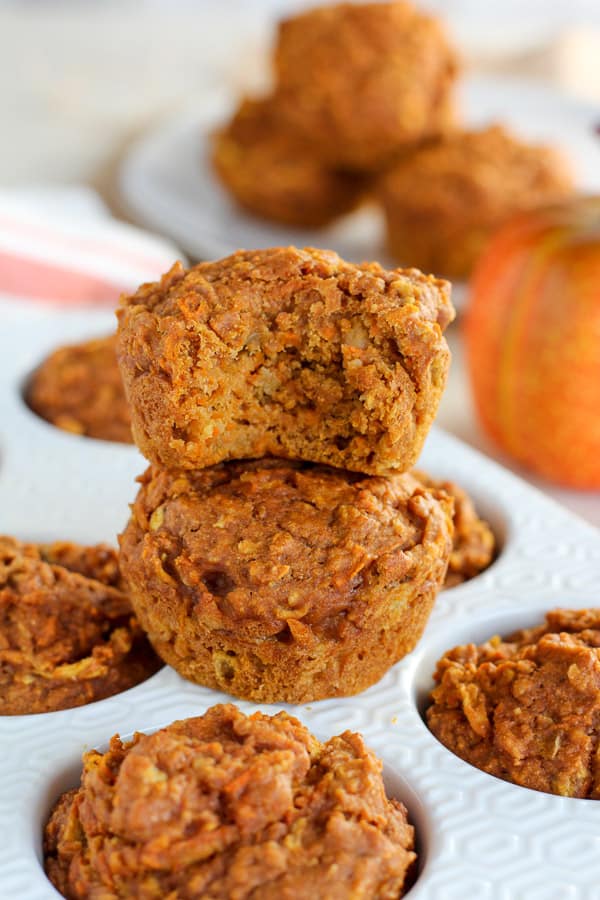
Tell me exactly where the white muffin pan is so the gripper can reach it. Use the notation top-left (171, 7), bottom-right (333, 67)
top-left (1, 302), bottom-right (600, 899)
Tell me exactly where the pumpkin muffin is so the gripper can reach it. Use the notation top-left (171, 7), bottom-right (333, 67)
top-left (26, 334), bottom-right (132, 443)
top-left (427, 609), bottom-right (600, 798)
top-left (212, 96), bottom-right (367, 228)
top-left (0, 536), bottom-right (160, 714)
top-left (119, 460), bottom-right (454, 703)
top-left (273, 1), bottom-right (458, 171)
top-left (45, 704), bottom-right (417, 899)
top-left (379, 125), bottom-right (574, 279)
top-left (415, 473), bottom-right (495, 587)
top-left (116, 247), bottom-right (454, 476)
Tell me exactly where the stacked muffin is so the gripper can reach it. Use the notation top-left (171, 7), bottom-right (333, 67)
top-left (116, 246), bottom-right (463, 703)
top-left (212, 2), bottom-right (574, 280)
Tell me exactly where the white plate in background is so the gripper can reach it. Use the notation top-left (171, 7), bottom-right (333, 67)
top-left (119, 74), bottom-right (600, 303)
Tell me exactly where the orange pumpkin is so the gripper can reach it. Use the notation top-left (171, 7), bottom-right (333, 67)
top-left (464, 196), bottom-right (600, 489)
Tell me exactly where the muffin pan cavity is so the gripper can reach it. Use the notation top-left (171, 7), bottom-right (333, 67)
top-left (39, 714), bottom-right (423, 899)
top-left (1, 301), bottom-right (600, 897)
top-left (416, 603), bottom-right (600, 802)
top-left (23, 332), bottom-right (133, 446)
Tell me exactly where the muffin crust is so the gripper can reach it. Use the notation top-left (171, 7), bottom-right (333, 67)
top-left (117, 247), bottom-right (453, 475)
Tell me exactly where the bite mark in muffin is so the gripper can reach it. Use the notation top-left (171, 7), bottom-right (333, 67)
top-left (117, 247), bottom-right (454, 476)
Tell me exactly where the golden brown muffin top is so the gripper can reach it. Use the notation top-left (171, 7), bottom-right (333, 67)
top-left (0, 536), bottom-right (158, 713)
top-left (120, 246), bottom-right (452, 331)
top-left (427, 609), bottom-right (600, 798)
top-left (273, 1), bottom-right (458, 169)
top-left (26, 334), bottom-right (133, 444)
top-left (122, 461), bottom-right (454, 642)
top-left (117, 247), bottom-right (453, 476)
top-left (45, 703), bottom-right (416, 900)
top-left (380, 124), bottom-right (574, 217)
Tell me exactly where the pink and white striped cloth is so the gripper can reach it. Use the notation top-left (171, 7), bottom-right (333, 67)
top-left (0, 187), bottom-right (181, 308)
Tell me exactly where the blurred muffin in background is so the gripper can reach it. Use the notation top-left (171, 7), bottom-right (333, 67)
top-left (379, 125), bottom-right (575, 279)
top-left (26, 334), bottom-right (132, 444)
top-left (212, 96), bottom-right (368, 228)
top-left (273, 1), bottom-right (458, 171)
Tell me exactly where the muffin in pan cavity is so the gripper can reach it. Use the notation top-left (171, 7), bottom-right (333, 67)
top-left (427, 608), bottom-right (600, 798)
top-left (212, 96), bottom-right (369, 228)
top-left (116, 246), bottom-right (454, 476)
top-left (414, 472), bottom-right (496, 588)
top-left (0, 536), bottom-right (161, 714)
top-left (119, 460), bottom-right (454, 703)
top-left (44, 703), bottom-right (417, 899)
top-left (273, 1), bottom-right (458, 171)
top-left (25, 334), bottom-right (133, 444)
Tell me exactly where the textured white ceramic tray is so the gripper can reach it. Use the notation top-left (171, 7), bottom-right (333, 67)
top-left (1, 302), bottom-right (600, 899)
